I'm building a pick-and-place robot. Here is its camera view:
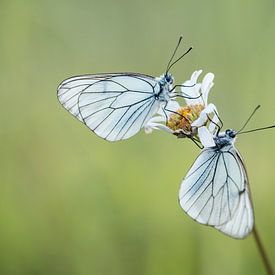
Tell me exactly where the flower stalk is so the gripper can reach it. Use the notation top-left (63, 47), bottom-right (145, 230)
top-left (252, 227), bottom-right (274, 275)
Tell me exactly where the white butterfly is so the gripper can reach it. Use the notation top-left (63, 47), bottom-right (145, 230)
top-left (57, 38), bottom-right (193, 141)
top-left (57, 72), bottom-right (176, 141)
top-left (179, 127), bottom-right (254, 239)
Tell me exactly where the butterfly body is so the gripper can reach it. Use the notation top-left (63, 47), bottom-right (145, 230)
top-left (154, 73), bottom-right (174, 101)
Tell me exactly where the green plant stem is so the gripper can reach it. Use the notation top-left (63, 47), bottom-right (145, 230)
top-left (252, 226), bottom-right (274, 275)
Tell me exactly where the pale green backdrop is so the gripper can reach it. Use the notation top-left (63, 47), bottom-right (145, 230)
top-left (1, 0), bottom-right (275, 274)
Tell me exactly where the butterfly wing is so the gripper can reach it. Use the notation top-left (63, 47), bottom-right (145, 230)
top-left (214, 148), bottom-right (254, 239)
top-left (57, 73), bottom-right (161, 141)
top-left (179, 144), bottom-right (254, 238)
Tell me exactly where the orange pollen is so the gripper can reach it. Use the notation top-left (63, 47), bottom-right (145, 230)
top-left (167, 104), bottom-right (204, 132)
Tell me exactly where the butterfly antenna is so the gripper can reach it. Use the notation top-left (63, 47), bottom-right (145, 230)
top-left (237, 125), bottom-right (275, 135)
top-left (236, 105), bottom-right (261, 134)
top-left (166, 36), bottom-right (183, 74)
top-left (166, 46), bottom-right (193, 73)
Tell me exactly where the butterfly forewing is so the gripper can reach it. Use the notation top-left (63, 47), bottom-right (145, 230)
top-left (57, 73), bottom-right (161, 141)
top-left (179, 144), bottom-right (253, 238)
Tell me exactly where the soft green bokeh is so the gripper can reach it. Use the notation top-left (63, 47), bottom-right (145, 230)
top-left (1, 0), bottom-right (275, 274)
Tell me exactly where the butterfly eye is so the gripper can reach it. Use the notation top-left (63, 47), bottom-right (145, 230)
top-left (165, 74), bottom-right (173, 84)
top-left (226, 129), bottom-right (236, 138)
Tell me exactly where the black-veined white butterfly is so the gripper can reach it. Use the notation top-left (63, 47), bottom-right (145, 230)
top-left (179, 128), bottom-right (254, 239)
top-left (57, 37), bottom-right (193, 141)
top-left (179, 106), bottom-right (275, 239)
top-left (179, 105), bottom-right (275, 239)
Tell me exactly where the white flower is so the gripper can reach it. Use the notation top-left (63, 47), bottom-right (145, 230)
top-left (144, 70), bottom-right (220, 137)
top-left (197, 126), bottom-right (216, 147)
top-left (181, 70), bottom-right (214, 106)
top-left (181, 70), bottom-right (219, 134)
top-left (144, 100), bottom-right (179, 134)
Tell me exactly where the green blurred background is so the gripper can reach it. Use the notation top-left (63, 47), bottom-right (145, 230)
top-left (1, 0), bottom-right (275, 274)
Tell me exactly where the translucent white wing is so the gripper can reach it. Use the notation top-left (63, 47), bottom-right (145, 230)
top-left (58, 74), bottom-right (106, 122)
top-left (215, 150), bottom-right (254, 239)
top-left (57, 73), bottom-right (161, 141)
top-left (215, 189), bottom-right (253, 239)
top-left (179, 145), bottom-right (254, 238)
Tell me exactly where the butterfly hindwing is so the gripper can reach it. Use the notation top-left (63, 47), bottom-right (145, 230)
top-left (214, 148), bottom-right (254, 238)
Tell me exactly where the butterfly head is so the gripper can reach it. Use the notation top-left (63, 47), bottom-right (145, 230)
top-left (214, 129), bottom-right (237, 148)
top-left (164, 73), bottom-right (174, 85)
top-left (225, 129), bottom-right (237, 139)
top-left (158, 73), bottom-right (174, 87)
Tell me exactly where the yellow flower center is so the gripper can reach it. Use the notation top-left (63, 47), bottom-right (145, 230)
top-left (167, 104), bottom-right (204, 133)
